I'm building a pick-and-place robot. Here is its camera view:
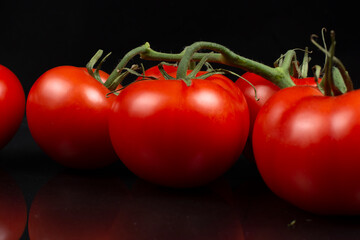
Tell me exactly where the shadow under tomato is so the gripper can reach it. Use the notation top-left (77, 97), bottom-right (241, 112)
top-left (0, 169), bottom-right (27, 240)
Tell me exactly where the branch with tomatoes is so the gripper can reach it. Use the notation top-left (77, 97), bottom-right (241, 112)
top-left (101, 29), bottom-right (353, 162)
top-left (22, 27), bottom-right (360, 215)
top-left (97, 29), bottom-right (359, 214)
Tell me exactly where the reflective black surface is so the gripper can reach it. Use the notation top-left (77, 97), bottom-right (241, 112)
top-left (1, 120), bottom-right (360, 240)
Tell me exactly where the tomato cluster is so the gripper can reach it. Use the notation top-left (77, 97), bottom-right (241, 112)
top-left (2, 32), bottom-right (360, 215)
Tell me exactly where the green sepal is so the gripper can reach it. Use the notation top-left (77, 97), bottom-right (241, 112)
top-left (86, 49), bottom-right (104, 83)
top-left (195, 70), bottom-right (226, 80)
top-left (181, 78), bottom-right (192, 87)
top-left (332, 66), bottom-right (347, 94)
top-left (312, 65), bottom-right (324, 94)
top-left (94, 52), bottom-right (112, 82)
top-left (107, 65), bottom-right (140, 91)
top-left (186, 55), bottom-right (209, 80)
top-left (158, 62), bottom-right (176, 80)
top-left (86, 49), bottom-right (112, 84)
top-left (300, 47), bottom-right (310, 78)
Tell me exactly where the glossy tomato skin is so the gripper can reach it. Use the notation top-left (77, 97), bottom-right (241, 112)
top-left (236, 72), bottom-right (318, 160)
top-left (0, 65), bottom-right (25, 149)
top-left (253, 86), bottom-right (360, 215)
top-left (26, 66), bottom-right (118, 169)
top-left (109, 77), bottom-right (249, 187)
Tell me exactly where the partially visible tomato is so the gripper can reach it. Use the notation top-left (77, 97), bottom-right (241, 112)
top-left (26, 66), bottom-right (118, 169)
top-left (109, 74), bottom-right (249, 187)
top-left (0, 65), bottom-right (25, 149)
top-left (235, 72), bottom-right (319, 160)
top-left (253, 86), bottom-right (360, 214)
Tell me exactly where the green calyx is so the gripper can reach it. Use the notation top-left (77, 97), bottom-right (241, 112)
top-left (274, 47), bottom-right (312, 79)
top-left (175, 53), bottom-right (211, 86)
top-left (311, 29), bottom-right (353, 96)
top-left (86, 49), bottom-right (112, 83)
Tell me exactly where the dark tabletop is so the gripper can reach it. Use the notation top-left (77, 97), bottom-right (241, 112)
top-left (1, 118), bottom-right (360, 240)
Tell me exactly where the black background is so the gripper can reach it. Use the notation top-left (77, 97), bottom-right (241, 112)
top-left (1, 0), bottom-right (360, 239)
top-left (1, 0), bottom-right (360, 93)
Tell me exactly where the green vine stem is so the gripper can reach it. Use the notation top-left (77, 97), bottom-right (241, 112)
top-left (141, 42), bottom-right (296, 89)
top-left (104, 41), bottom-right (299, 89)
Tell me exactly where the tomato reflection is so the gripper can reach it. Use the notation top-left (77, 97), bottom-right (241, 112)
top-left (28, 170), bottom-right (244, 240)
top-left (28, 171), bottom-right (129, 240)
top-left (232, 178), bottom-right (360, 240)
top-left (110, 179), bottom-right (244, 240)
top-left (0, 169), bottom-right (27, 240)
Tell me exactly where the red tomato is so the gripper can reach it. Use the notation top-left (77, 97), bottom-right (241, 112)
top-left (236, 72), bottom-right (319, 160)
top-left (109, 76), bottom-right (249, 187)
top-left (0, 65), bottom-right (25, 149)
top-left (26, 66), bottom-right (118, 169)
top-left (253, 86), bottom-right (360, 214)
top-left (0, 169), bottom-right (27, 240)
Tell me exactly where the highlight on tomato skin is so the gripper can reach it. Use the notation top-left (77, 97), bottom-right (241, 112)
top-left (0, 65), bottom-right (25, 150)
top-left (109, 71), bottom-right (250, 188)
top-left (26, 66), bottom-right (119, 169)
